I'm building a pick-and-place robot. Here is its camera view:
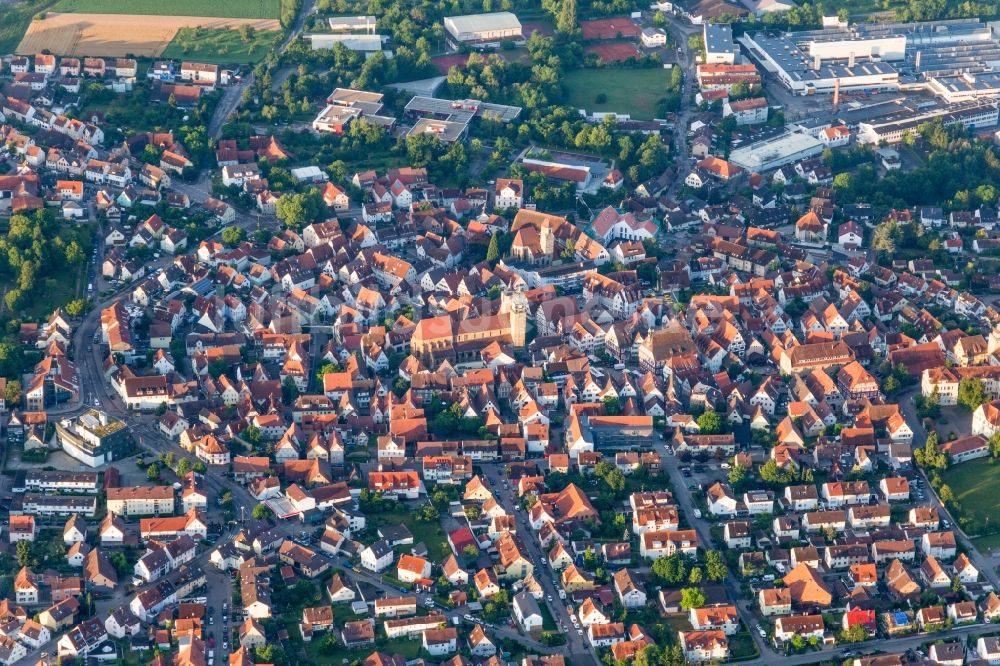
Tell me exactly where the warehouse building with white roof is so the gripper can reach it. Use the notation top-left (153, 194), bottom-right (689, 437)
top-left (443, 12), bottom-right (523, 48)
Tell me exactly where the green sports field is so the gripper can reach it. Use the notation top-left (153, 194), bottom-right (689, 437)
top-left (562, 67), bottom-right (674, 120)
top-left (50, 0), bottom-right (280, 19)
top-left (941, 460), bottom-right (1000, 537)
top-left (162, 28), bottom-right (283, 64)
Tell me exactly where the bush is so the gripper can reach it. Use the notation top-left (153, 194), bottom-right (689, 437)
top-left (595, 93), bottom-right (608, 104)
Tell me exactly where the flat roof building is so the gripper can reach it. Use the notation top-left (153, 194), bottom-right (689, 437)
top-left (402, 95), bottom-right (522, 144)
top-left (728, 128), bottom-right (824, 172)
top-left (56, 410), bottom-right (130, 468)
top-left (408, 118), bottom-right (468, 143)
top-left (313, 88), bottom-right (396, 134)
top-left (856, 100), bottom-right (999, 144)
top-left (444, 12), bottom-right (522, 47)
top-left (742, 18), bottom-right (1000, 96)
top-left (704, 24), bottom-right (736, 64)
top-left (928, 71), bottom-right (1000, 103)
top-left (312, 105), bottom-right (363, 134)
top-left (741, 31), bottom-right (900, 95)
top-left (327, 15), bottom-right (377, 33)
top-left (306, 33), bottom-right (388, 54)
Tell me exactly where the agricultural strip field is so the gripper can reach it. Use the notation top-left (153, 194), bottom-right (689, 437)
top-left (562, 67), bottom-right (674, 120)
top-left (50, 0), bottom-right (280, 19)
top-left (161, 29), bottom-right (283, 64)
top-left (17, 12), bottom-right (280, 57)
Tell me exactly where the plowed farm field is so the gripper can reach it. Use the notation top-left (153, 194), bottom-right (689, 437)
top-left (17, 12), bottom-right (279, 57)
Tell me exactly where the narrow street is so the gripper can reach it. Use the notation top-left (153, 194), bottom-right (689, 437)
top-left (481, 464), bottom-right (601, 666)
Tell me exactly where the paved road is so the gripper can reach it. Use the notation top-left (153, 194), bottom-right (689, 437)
top-left (206, 0), bottom-right (316, 140)
top-left (664, 15), bottom-right (699, 201)
top-left (336, 555), bottom-right (558, 655)
top-left (481, 464), bottom-right (600, 666)
top-left (897, 387), bottom-right (1000, 588)
top-left (650, 438), bottom-right (772, 658)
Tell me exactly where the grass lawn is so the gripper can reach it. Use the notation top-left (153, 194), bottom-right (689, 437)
top-left (663, 612), bottom-right (693, 635)
top-left (305, 637), bottom-right (421, 664)
top-left (973, 532), bottom-right (1000, 554)
top-left (818, 0), bottom-right (903, 16)
top-left (562, 67), bottom-right (676, 120)
top-left (161, 29), bottom-right (283, 64)
top-left (51, 0), bottom-right (280, 18)
top-left (372, 509), bottom-right (451, 562)
top-left (941, 460), bottom-right (1000, 536)
top-left (728, 631), bottom-right (760, 661)
top-left (539, 603), bottom-right (558, 631)
top-left (1, 0), bottom-right (59, 54)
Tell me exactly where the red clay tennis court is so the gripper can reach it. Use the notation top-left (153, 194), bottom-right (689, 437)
top-left (580, 17), bottom-right (640, 40)
top-left (585, 41), bottom-right (641, 62)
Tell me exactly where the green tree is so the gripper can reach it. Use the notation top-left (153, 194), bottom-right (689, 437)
top-left (938, 483), bottom-right (955, 506)
top-left (238, 24), bottom-right (255, 43)
top-left (221, 226), bottom-right (247, 247)
top-left (275, 192), bottom-right (320, 229)
top-left (65, 241), bottom-right (85, 265)
top-left (4, 379), bottom-right (22, 408)
top-left (561, 236), bottom-right (575, 260)
top-left (917, 388), bottom-right (941, 419)
top-left (727, 464), bottom-right (747, 487)
top-left (15, 540), bottom-right (32, 567)
top-left (176, 458), bottom-right (191, 477)
top-left (696, 410), bottom-right (723, 434)
top-left (759, 459), bottom-right (790, 485)
top-left (604, 469), bottom-right (626, 493)
top-left (915, 430), bottom-right (948, 470)
top-left (244, 425), bottom-right (262, 446)
top-left (252, 504), bottom-right (274, 520)
top-left (486, 233), bottom-right (500, 265)
top-left (958, 377), bottom-right (988, 410)
top-left (281, 376), bottom-right (299, 404)
top-left (602, 395), bottom-right (621, 415)
top-left (110, 550), bottom-right (129, 573)
top-left (556, 0), bottom-right (577, 33)
top-left (147, 463), bottom-right (160, 480)
top-left (651, 552), bottom-right (689, 585)
top-left (65, 298), bottom-right (88, 317)
top-left (680, 587), bottom-right (706, 610)
top-left (705, 550), bottom-right (728, 582)
top-left (255, 644), bottom-right (287, 666)
top-left (872, 221), bottom-right (897, 256)
top-left (990, 431), bottom-right (1000, 459)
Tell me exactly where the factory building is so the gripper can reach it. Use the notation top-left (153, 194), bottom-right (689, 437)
top-left (740, 31), bottom-right (900, 96)
top-left (741, 18), bottom-right (1000, 97)
top-left (856, 100), bottom-right (999, 145)
top-left (927, 72), bottom-right (1000, 104)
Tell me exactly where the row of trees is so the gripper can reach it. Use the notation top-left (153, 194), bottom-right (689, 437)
top-left (651, 551), bottom-right (728, 585)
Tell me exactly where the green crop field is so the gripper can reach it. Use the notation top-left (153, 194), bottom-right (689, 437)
top-left (562, 67), bottom-right (675, 120)
top-left (162, 28), bottom-right (283, 64)
top-left (50, 0), bottom-right (280, 19)
top-left (0, 0), bottom-right (58, 54)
